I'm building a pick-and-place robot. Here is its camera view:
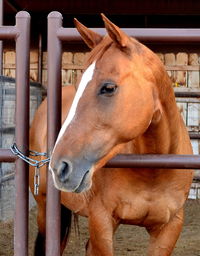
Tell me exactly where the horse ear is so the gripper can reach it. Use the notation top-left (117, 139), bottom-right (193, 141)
top-left (74, 18), bottom-right (103, 49)
top-left (101, 13), bottom-right (129, 48)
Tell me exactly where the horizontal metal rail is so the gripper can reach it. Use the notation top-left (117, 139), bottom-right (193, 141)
top-left (58, 27), bottom-right (200, 43)
top-left (0, 149), bottom-right (17, 162)
top-left (189, 133), bottom-right (200, 140)
top-left (175, 91), bottom-right (200, 98)
top-left (1, 148), bottom-right (200, 167)
top-left (106, 154), bottom-right (200, 169)
top-left (0, 26), bottom-right (18, 39)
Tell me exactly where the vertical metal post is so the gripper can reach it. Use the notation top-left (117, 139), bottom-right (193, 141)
top-left (0, 0), bottom-right (3, 75)
top-left (14, 11), bottom-right (30, 256)
top-left (46, 11), bottom-right (62, 256)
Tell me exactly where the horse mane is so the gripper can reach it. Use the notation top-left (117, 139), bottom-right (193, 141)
top-left (141, 45), bottom-right (175, 105)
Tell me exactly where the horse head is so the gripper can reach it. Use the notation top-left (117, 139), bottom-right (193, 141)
top-left (50, 14), bottom-right (167, 193)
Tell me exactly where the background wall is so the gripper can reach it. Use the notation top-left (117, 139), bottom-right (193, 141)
top-left (3, 49), bottom-right (200, 139)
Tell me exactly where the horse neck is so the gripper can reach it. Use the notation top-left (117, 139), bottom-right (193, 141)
top-left (133, 74), bottom-right (187, 155)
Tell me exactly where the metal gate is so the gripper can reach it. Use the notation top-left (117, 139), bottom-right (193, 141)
top-left (0, 10), bottom-right (200, 256)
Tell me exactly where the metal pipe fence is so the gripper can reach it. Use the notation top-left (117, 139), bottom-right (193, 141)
top-left (57, 27), bottom-right (200, 43)
top-left (0, 10), bottom-right (199, 256)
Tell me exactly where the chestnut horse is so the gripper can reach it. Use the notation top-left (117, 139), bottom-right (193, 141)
top-left (30, 15), bottom-right (193, 256)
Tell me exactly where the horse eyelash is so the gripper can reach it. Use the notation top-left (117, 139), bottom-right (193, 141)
top-left (99, 82), bottom-right (118, 96)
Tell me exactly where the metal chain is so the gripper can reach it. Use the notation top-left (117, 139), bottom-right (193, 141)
top-left (29, 149), bottom-right (48, 157)
top-left (10, 143), bottom-right (50, 168)
top-left (10, 143), bottom-right (50, 195)
top-left (34, 165), bottom-right (40, 195)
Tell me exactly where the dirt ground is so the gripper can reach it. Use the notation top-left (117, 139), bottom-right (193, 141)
top-left (0, 199), bottom-right (200, 256)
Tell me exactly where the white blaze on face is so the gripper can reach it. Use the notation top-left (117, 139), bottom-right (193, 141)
top-left (55, 61), bottom-right (96, 145)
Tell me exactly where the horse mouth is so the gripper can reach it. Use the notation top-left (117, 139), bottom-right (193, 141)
top-left (50, 159), bottom-right (94, 193)
top-left (74, 170), bottom-right (90, 193)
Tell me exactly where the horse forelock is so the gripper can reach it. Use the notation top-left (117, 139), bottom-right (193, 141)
top-left (85, 36), bottom-right (113, 66)
top-left (85, 35), bottom-right (142, 66)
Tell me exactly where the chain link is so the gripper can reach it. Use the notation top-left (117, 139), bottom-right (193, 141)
top-left (34, 165), bottom-right (40, 195)
top-left (10, 143), bottom-right (50, 168)
top-left (10, 143), bottom-right (50, 195)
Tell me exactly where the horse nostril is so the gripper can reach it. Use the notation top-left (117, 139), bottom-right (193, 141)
top-left (58, 161), bottom-right (71, 183)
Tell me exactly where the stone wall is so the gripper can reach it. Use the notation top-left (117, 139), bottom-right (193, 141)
top-left (3, 50), bottom-right (200, 87)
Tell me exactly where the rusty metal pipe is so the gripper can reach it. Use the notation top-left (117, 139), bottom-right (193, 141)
top-left (0, 26), bottom-right (18, 39)
top-left (175, 91), bottom-right (200, 98)
top-left (14, 11), bottom-right (30, 256)
top-left (105, 154), bottom-right (200, 169)
top-left (46, 11), bottom-right (62, 256)
top-left (189, 133), bottom-right (200, 140)
top-left (0, 149), bottom-right (17, 162)
top-left (58, 27), bottom-right (200, 43)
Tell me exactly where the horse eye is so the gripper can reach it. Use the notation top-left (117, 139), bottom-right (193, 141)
top-left (99, 83), bottom-right (118, 96)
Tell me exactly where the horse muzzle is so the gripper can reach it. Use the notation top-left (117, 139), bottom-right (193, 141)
top-left (50, 158), bottom-right (93, 193)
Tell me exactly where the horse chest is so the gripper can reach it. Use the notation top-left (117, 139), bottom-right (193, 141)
top-left (102, 168), bottom-right (186, 227)
top-left (114, 193), bottom-right (178, 227)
